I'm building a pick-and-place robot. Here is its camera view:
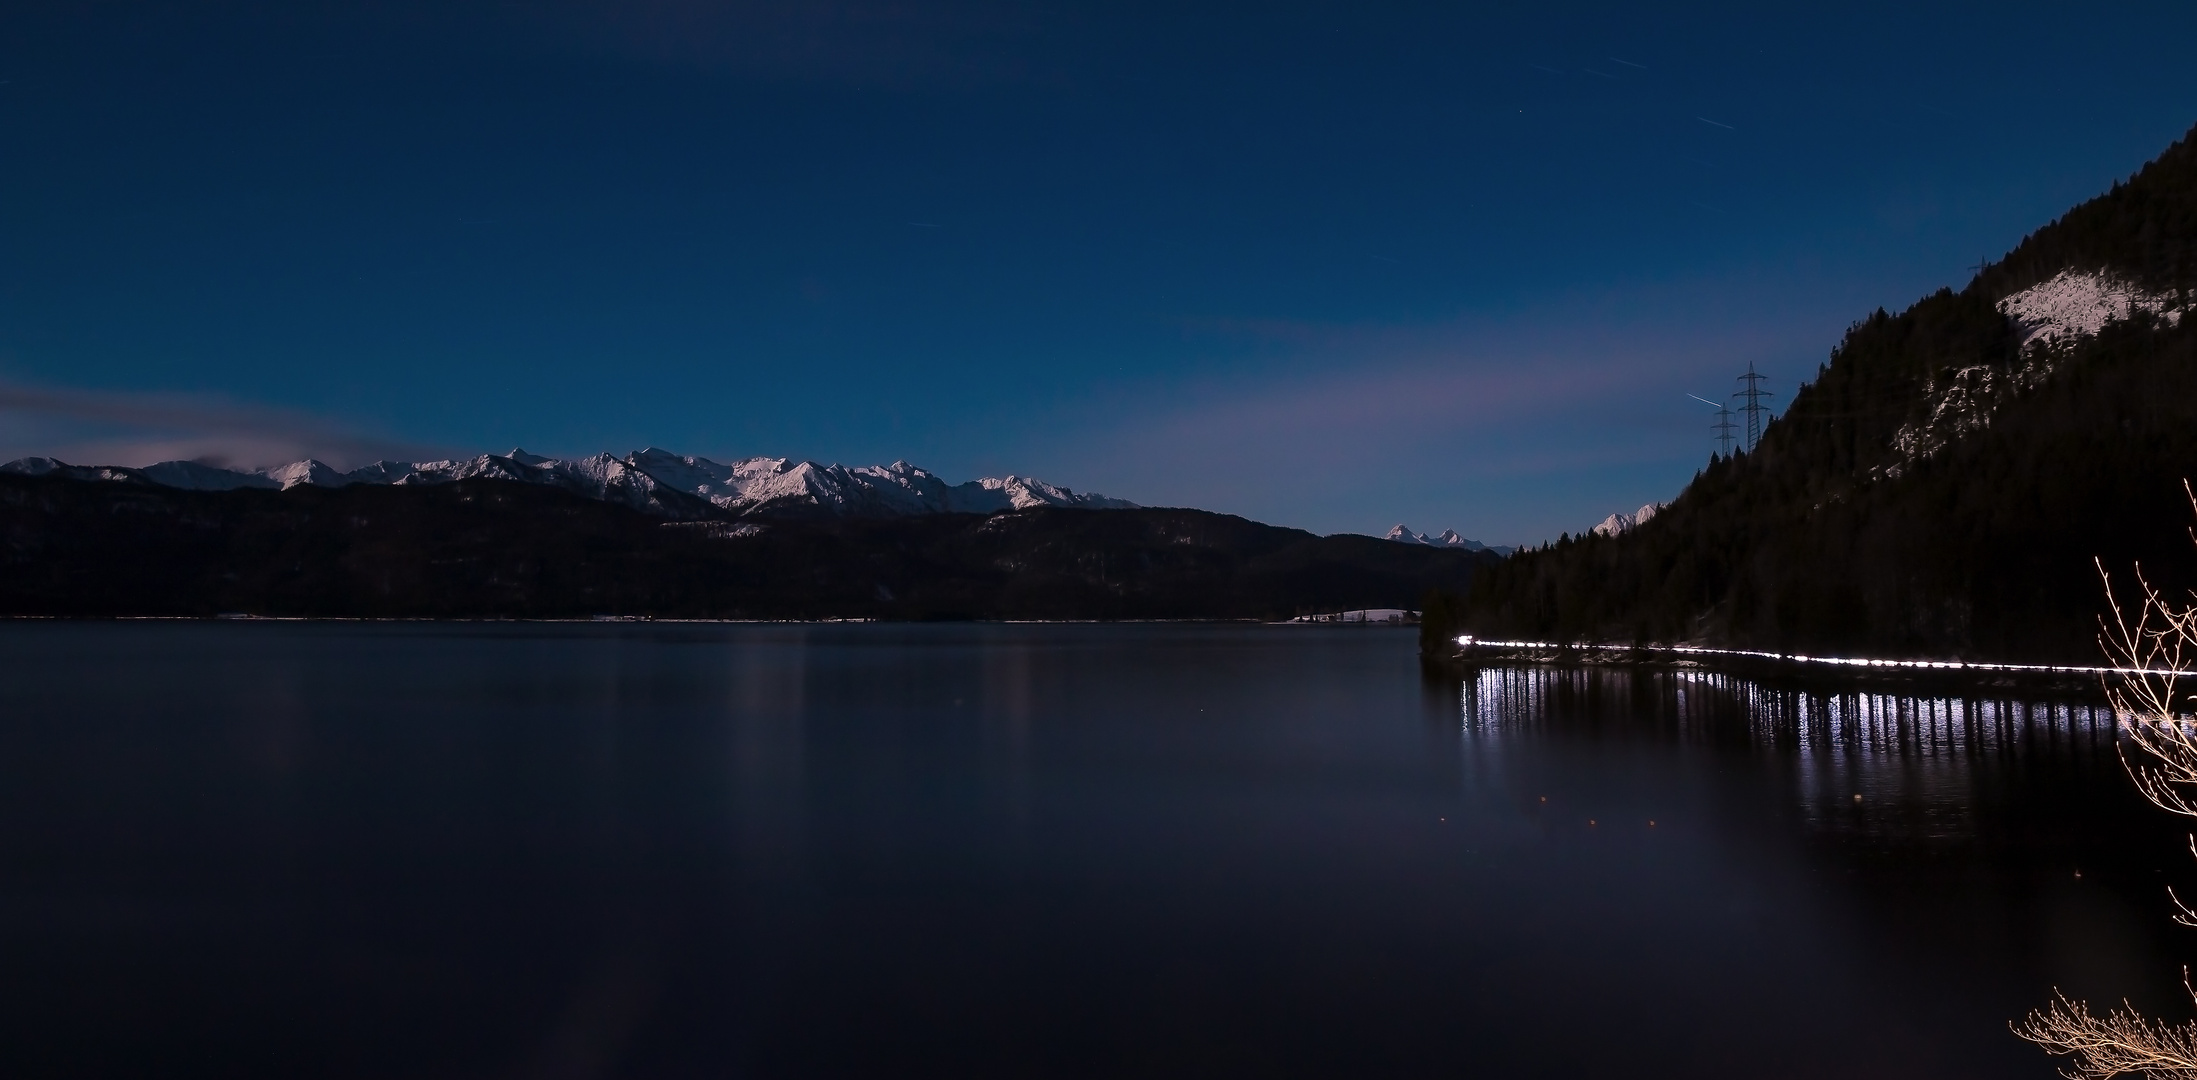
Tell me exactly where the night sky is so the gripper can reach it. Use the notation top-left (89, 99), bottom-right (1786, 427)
top-left (3, 2), bottom-right (2193, 542)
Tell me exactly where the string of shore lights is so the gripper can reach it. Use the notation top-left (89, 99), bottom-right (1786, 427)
top-left (1452, 636), bottom-right (2157, 678)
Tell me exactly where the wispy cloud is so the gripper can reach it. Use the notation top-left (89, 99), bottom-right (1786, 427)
top-left (0, 381), bottom-right (442, 470)
top-left (1085, 337), bottom-right (1696, 499)
top-left (1028, 275), bottom-right (1844, 540)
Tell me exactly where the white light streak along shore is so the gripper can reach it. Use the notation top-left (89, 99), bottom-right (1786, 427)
top-left (1453, 636), bottom-right (2148, 677)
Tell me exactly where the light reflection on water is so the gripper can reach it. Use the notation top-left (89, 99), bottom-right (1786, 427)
top-left (0, 624), bottom-right (2181, 1079)
top-left (1443, 664), bottom-right (2184, 1066)
top-left (1461, 664), bottom-right (2114, 755)
top-left (1460, 665), bottom-right (2121, 843)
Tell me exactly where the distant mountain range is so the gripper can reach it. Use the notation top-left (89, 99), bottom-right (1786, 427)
top-left (0, 470), bottom-right (1493, 620)
top-left (0, 445), bottom-right (1510, 619)
top-left (1, 449), bottom-right (1134, 521)
top-left (1430, 121), bottom-right (2197, 664)
top-left (1384, 525), bottom-right (1514, 556)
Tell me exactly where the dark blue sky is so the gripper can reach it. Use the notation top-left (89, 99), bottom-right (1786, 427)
top-left (3, 2), bottom-right (2193, 541)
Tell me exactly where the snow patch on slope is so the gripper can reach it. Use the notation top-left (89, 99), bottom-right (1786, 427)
top-left (0, 458), bottom-right (143, 484)
top-left (1886, 361), bottom-right (2040, 465)
top-left (961, 475), bottom-right (1138, 513)
top-left (1883, 271), bottom-right (2186, 475)
top-left (1999, 269), bottom-right (2182, 350)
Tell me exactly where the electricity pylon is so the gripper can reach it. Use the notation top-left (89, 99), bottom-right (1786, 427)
top-left (1688, 393), bottom-right (1738, 458)
top-left (1733, 364), bottom-right (1774, 453)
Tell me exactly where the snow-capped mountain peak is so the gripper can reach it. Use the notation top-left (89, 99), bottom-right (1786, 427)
top-left (1591, 503), bottom-right (1663, 538)
top-left (1384, 524), bottom-right (1513, 556)
top-left (1, 448), bottom-right (1138, 522)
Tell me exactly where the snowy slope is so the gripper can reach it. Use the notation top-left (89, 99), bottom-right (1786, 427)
top-left (2000, 269), bottom-right (2182, 349)
top-left (1, 458), bottom-right (150, 485)
top-left (1884, 270), bottom-right (2189, 474)
top-left (1, 448), bottom-right (1137, 521)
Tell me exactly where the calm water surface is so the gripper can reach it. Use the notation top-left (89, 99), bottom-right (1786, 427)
top-left (0, 622), bottom-right (2186, 1078)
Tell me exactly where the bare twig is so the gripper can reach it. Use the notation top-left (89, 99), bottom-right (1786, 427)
top-left (2020, 483), bottom-right (2197, 1077)
top-left (2015, 980), bottom-right (2197, 1079)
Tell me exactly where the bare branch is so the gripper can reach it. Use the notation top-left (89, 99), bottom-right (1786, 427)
top-left (2014, 979), bottom-right (2197, 1079)
top-left (2020, 483), bottom-right (2197, 1076)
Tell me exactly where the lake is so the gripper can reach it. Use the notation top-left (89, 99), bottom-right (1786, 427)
top-left (0, 622), bottom-right (2184, 1078)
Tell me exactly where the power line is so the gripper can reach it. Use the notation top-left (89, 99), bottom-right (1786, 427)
top-left (1733, 363), bottom-right (1774, 452)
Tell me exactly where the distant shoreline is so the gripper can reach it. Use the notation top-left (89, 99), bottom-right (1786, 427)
top-left (1425, 637), bottom-right (2114, 695)
top-left (0, 473), bottom-right (1489, 623)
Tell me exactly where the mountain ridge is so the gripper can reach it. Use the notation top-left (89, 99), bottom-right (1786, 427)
top-left (0, 449), bottom-right (1135, 521)
top-left (0, 470), bottom-right (1492, 620)
top-left (1384, 524), bottom-right (1514, 556)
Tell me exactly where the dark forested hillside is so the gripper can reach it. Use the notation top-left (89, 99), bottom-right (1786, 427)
top-left (1975, 126), bottom-right (2197, 300)
top-left (1442, 123), bottom-right (2197, 664)
top-left (0, 473), bottom-right (1490, 620)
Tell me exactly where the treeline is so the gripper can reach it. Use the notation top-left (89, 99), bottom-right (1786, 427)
top-left (1974, 123), bottom-right (2197, 300)
top-left (0, 474), bottom-right (1495, 621)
